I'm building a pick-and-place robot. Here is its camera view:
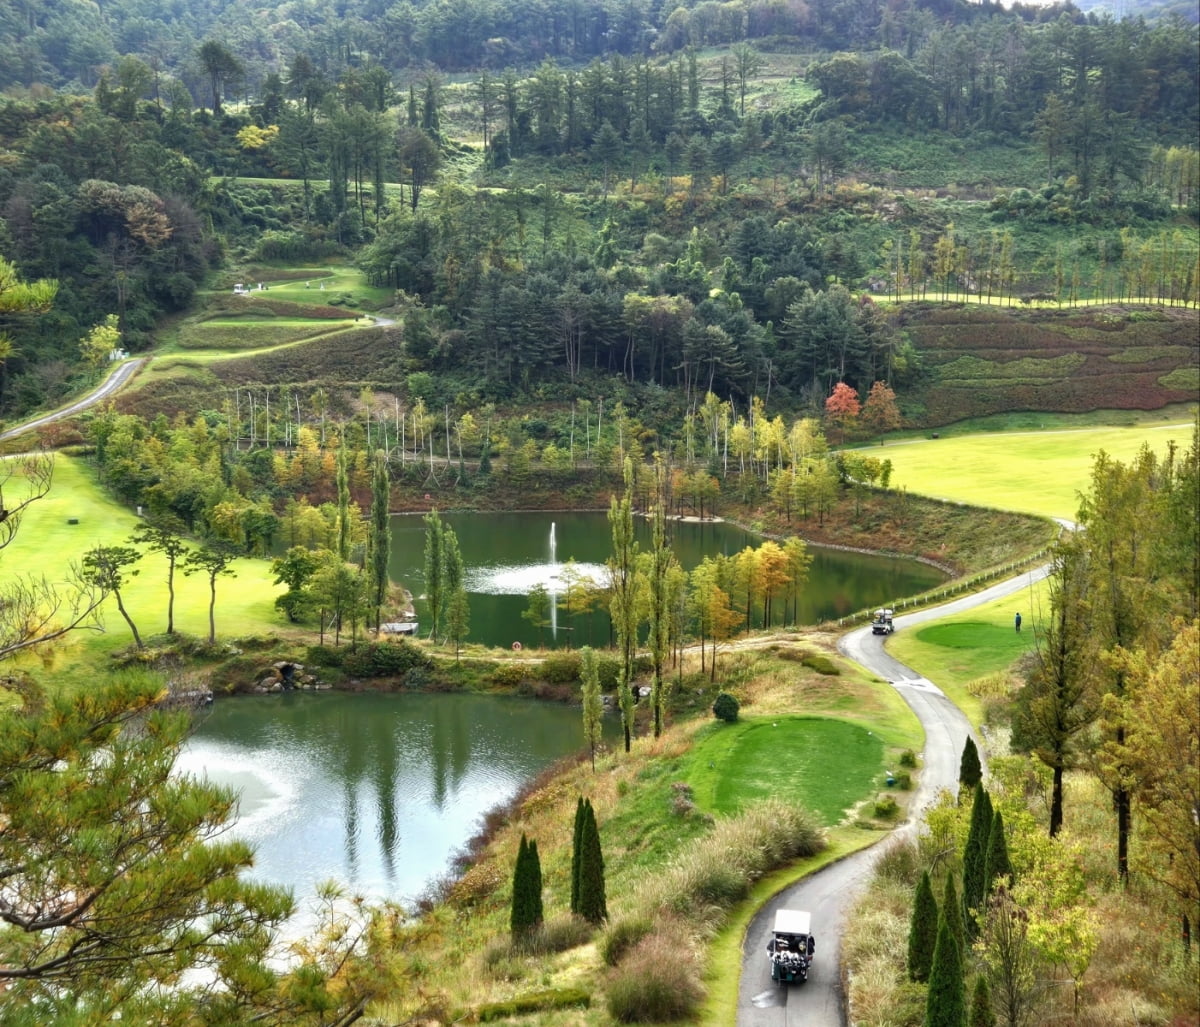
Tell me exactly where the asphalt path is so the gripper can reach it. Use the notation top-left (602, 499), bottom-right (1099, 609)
top-left (0, 358), bottom-right (147, 443)
top-left (736, 563), bottom-right (1051, 1027)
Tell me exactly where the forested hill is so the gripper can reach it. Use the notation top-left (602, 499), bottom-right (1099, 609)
top-left (4, 0), bottom-right (1194, 91)
top-left (0, 0), bottom-right (1196, 426)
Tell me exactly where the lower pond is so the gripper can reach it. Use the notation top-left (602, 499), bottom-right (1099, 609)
top-left (388, 511), bottom-right (946, 647)
top-left (179, 691), bottom-right (615, 914)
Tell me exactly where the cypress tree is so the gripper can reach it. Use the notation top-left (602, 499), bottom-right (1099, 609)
top-left (925, 917), bottom-right (965, 1027)
top-left (959, 736), bottom-right (982, 792)
top-left (577, 800), bottom-right (607, 925)
top-left (962, 783), bottom-right (993, 937)
top-left (528, 838), bottom-right (544, 928)
top-left (942, 875), bottom-right (965, 958)
top-left (570, 797), bottom-right (586, 915)
top-left (908, 869), bottom-right (939, 982)
top-left (510, 834), bottom-right (532, 939)
top-left (968, 974), bottom-right (996, 1027)
top-left (984, 809), bottom-right (1013, 895)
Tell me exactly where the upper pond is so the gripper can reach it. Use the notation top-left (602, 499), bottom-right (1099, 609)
top-left (388, 511), bottom-right (946, 647)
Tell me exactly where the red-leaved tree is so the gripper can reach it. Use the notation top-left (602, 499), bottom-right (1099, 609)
top-left (824, 381), bottom-right (861, 439)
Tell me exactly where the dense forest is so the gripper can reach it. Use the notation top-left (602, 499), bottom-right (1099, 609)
top-left (0, 0), bottom-right (1196, 424)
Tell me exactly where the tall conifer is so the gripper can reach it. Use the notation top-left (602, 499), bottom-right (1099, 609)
top-left (528, 839), bottom-right (544, 928)
top-left (908, 869), bottom-right (939, 982)
top-left (510, 834), bottom-right (531, 939)
top-left (510, 833), bottom-right (543, 940)
top-left (577, 800), bottom-right (607, 925)
top-left (962, 782), bottom-right (993, 936)
top-left (942, 875), bottom-right (965, 957)
top-left (959, 736), bottom-right (982, 792)
top-left (968, 974), bottom-right (996, 1027)
top-left (984, 809), bottom-right (1012, 895)
top-left (570, 797), bottom-right (585, 915)
top-left (925, 917), bottom-right (965, 1027)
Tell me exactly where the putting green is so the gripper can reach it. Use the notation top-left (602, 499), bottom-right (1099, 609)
top-left (687, 716), bottom-right (884, 824)
top-left (868, 421), bottom-right (1194, 519)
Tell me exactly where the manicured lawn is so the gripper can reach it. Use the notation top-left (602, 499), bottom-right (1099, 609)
top-left (869, 421), bottom-right (1193, 519)
top-left (176, 318), bottom-right (358, 350)
top-left (886, 577), bottom-right (1048, 724)
top-left (686, 716), bottom-right (884, 824)
top-left (2, 454), bottom-right (286, 686)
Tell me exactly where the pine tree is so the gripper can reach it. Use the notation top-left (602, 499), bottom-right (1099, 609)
top-left (577, 800), bottom-right (607, 925)
top-left (570, 797), bottom-right (586, 915)
top-left (962, 782), bottom-right (993, 937)
top-left (925, 917), bottom-right (966, 1027)
top-left (908, 869), bottom-right (940, 982)
top-left (959, 736), bottom-right (982, 792)
top-left (984, 810), bottom-right (1013, 895)
top-left (968, 974), bottom-right (996, 1027)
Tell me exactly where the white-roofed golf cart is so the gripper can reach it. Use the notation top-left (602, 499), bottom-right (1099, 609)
top-left (767, 909), bottom-right (815, 985)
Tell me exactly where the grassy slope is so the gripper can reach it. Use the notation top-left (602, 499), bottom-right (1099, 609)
top-left (865, 419), bottom-right (1194, 519)
top-left (2, 454), bottom-right (285, 683)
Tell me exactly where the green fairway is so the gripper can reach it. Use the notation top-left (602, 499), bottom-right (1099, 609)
top-left (886, 577), bottom-right (1047, 723)
top-left (869, 420), bottom-right (1194, 519)
top-left (3, 454), bottom-right (285, 685)
top-left (686, 716), bottom-right (884, 824)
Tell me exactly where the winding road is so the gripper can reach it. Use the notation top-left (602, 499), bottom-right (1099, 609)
top-left (0, 358), bottom-right (147, 444)
top-left (736, 563), bottom-right (1051, 1026)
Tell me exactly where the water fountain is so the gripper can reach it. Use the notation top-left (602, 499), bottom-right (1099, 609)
top-left (549, 522), bottom-right (558, 638)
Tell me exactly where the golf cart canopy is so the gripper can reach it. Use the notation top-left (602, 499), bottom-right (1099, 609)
top-left (773, 910), bottom-right (811, 937)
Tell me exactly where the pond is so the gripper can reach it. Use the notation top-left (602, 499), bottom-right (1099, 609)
top-left (178, 691), bottom-right (612, 914)
top-left (388, 511), bottom-right (945, 648)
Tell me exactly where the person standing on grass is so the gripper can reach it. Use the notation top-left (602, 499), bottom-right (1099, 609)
top-left (1014, 611), bottom-right (1022, 633)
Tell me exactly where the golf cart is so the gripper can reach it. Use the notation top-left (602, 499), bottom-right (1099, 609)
top-left (871, 608), bottom-right (895, 635)
top-left (767, 909), bottom-right (814, 985)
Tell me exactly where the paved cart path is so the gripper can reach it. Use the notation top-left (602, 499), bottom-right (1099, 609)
top-left (0, 359), bottom-right (147, 443)
top-left (736, 564), bottom-right (1051, 1026)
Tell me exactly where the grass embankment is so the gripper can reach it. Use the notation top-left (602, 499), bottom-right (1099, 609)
top-left (2, 454), bottom-right (286, 686)
top-left (869, 419), bottom-right (1194, 520)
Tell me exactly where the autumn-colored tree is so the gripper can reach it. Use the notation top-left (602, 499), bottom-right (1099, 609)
top-left (1113, 619), bottom-right (1199, 951)
top-left (862, 380), bottom-right (902, 441)
top-left (824, 381), bottom-right (861, 439)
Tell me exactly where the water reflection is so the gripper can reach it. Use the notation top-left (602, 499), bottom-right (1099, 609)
top-left (390, 511), bottom-right (946, 648)
top-left (179, 692), bottom-right (605, 908)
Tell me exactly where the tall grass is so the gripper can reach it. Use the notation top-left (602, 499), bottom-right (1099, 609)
top-left (633, 798), bottom-right (825, 932)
